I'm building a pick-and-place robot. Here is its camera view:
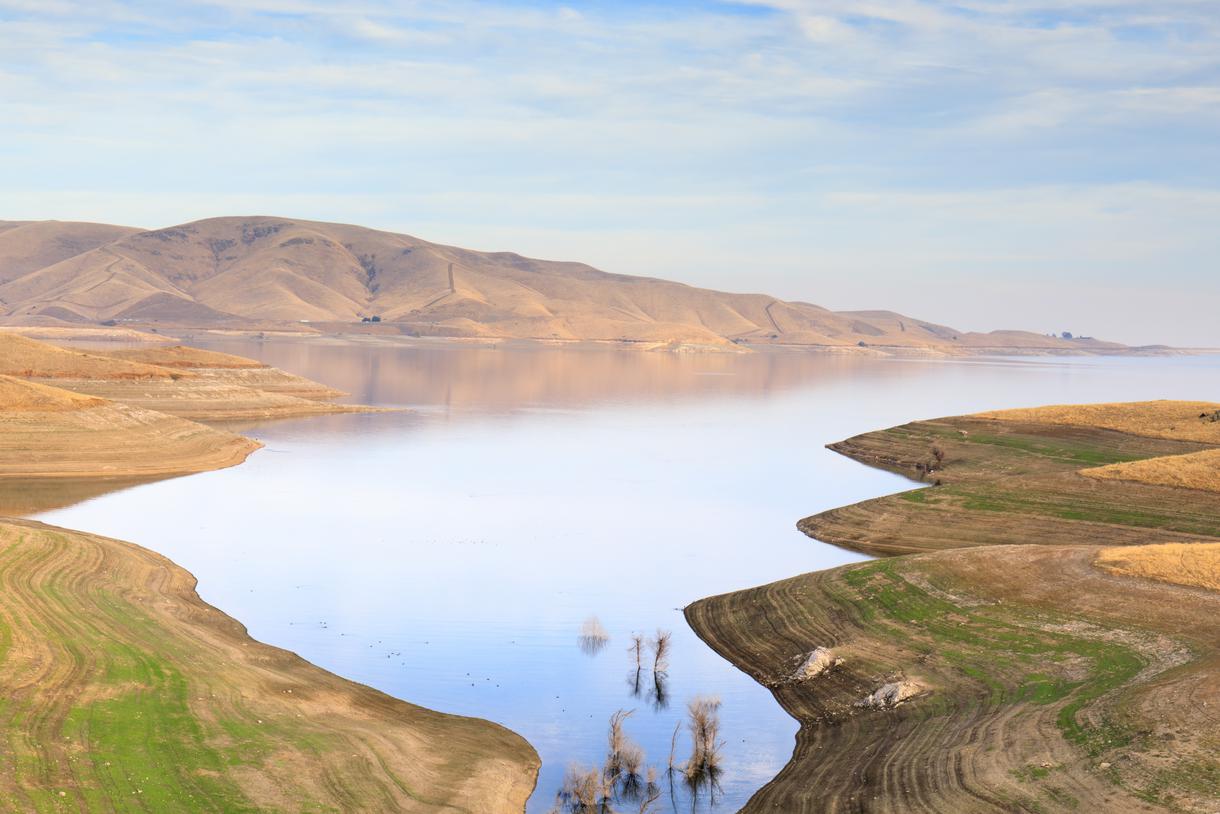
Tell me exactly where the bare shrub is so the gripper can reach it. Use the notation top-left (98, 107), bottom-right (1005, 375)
top-left (579, 616), bottom-right (609, 656)
top-left (605, 709), bottom-right (636, 783)
top-left (629, 633), bottom-right (644, 668)
top-left (619, 742), bottom-right (645, 798)
top-left (685, 695), bottom-right (724, 780)
top-left (650, 629), bottom-right (671, 674)
top-left (638, 767), bottom-right (661, 813)
top-left (648, 668), bottom-right (669, 711)
top-left (667, 721), bottom-right (680, 772)
top-left (552, 765), bottom-right (605, 812)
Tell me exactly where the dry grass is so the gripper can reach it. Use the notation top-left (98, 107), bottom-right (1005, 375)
top-left (0, 332), bottom-right (179, 380)
top-left (0, 332), bottom-right (359, 419)
top-left (0, 216), bottom-right (1138, 353)
top-left (0, 376), bottom-right (259, 478)
top-left (1083, 447), bottom-right (1220, 493)
top-left (102, 344), bottom-right (268, 369)
top-left (976, 400), bottom-right (1220, 443)
top-left (1096, 542), bottom-right (1220, 592)
top-left (0, 375), bottom-right (105, 412)
top-left (0, 325), bottom-right (171, 343)
top-left (54, 377), bottom-right (360, 421)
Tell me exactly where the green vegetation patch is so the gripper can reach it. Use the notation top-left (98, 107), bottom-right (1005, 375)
top-left (839, 561), bottom-right (1145, 755)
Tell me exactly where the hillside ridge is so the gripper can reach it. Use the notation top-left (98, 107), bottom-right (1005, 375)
top-left (0, 216), bottom-right (1153, 354)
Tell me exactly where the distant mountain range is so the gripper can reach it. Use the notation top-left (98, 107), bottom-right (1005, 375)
top-left (0, 216), bottom-right (1155, 354)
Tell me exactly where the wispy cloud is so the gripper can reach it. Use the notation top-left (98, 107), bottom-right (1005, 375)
top-left (0, 0), bottom-right (1217, 344)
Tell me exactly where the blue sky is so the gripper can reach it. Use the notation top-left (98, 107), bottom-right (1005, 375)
top-left (2, 1), bottom-right (1218, 345)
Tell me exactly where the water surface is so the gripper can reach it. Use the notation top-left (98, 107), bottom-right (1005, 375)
top-left (35, 340), bottom-right (1220, 811)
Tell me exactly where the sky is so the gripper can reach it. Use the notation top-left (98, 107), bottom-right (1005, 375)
top-left (2, 1), bottom-right (1218, 346)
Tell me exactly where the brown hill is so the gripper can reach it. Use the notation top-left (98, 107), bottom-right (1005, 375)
top-left (0, 333), bottom-right (361, 420)
top-left (0, 220), bottom-right (140, 284)
top-left (0, 216), bottom-right (1142, 353)
top-left (0, 331), bottom-right (179, 379)
top-left (0, 375), bottom-right (259, 478)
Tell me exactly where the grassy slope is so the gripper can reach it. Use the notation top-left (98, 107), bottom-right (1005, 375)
top-left (0, 518), bottom-right (538, 813)
top-left (799, 415), bottom-right (1220, 556)
top-left (687, 545), bottom-right (1219, 813)
top-left (687, 403), bottom-right (1220, 813)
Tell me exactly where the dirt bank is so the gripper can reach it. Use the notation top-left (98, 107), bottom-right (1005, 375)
top-left (0, 517), bottom-right (539, 812)
top-left (0, 375), bottom-right (260, 479)
top-left (687, 401), bottom-right (1220, 812)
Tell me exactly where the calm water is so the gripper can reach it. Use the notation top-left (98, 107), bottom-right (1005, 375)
top-left (33, 340), bottom-right (1220, 812)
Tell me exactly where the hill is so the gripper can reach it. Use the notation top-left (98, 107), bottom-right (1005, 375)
top-left (0, 332), bottom-right (365, 420)
top-left (0, 375), bottom-right (259, 478)
top-left (0, 331), bottom-right (178, 379)
top-left (0, 216), bottom-right (1146, 354)
top-left (0, 220), bottom-right (140, 284)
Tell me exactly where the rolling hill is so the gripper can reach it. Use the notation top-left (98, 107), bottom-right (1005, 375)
top-left (0, 216), bottom-right (1147, 354)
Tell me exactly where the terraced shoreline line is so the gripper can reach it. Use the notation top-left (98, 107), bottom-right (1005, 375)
top-left (0, 518), bottom-right (539, 812)
top-left (686, 401), bottom-right (1220, 813)
top-left (1, 333), bottom-right (380, 421)
top-left (0, 334), bottom-right (540, 811)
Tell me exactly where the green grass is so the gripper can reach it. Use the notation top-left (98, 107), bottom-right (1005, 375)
top-left (954, 487), bottom-right (1220, 536)
top-left (893, 480), bottom-right (1220, 537)
top-left (840, 561), bottom-right (1146, 756)
top-left (899, 422), bottom-right (1154, 467)
top-left (953, 431), bottom-right (1145, 466)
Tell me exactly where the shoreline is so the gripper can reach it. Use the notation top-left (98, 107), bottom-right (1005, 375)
top-left (684, 403), bottom-right (1220, 812)
top-left (0, 516), bottom-right (540, 812)
top-left (0, 339), bottom-right (542, 812)
top-left (14, 321), bottom-right (1197, 359)
top-left (173, 326), bottom-right (1205, 358)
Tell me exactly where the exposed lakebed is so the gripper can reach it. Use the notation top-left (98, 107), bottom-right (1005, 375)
top-left (32, 340), bottom-right (1220, 811)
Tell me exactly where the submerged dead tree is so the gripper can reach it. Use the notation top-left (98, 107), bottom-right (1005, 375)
top-left (637, 768), bottom-right (661, 813)
top-left (667, 721), bottom-right (680, 773)
top-left (579, 616), bottom-right (610, 656)
top-left (685, 695), bottom-right (724, 782)
top-left (648, 630), bottom-right (672, 710)
top-left (629, 633), bottom-right (645, 668)
top-left (649, 630), bottom-right (671, 674)
top-left (551, 765), bottom-right (607, 813)
top-left (605, 708), bottom-right (644, 794)
top-left (628, 633), bottom-right (646, 698)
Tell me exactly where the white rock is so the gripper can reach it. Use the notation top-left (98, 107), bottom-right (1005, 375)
top-left (859, 680), bottom-right (923, 709)
top-left (792, 647), bottom-right (839, 681)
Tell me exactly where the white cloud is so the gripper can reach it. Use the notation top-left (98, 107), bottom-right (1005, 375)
top-left (0, 0), bottom-right (1217, 345)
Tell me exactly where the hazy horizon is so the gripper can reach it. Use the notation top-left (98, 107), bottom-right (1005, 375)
top-left (3, 1), bottom-right (1217, 346)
